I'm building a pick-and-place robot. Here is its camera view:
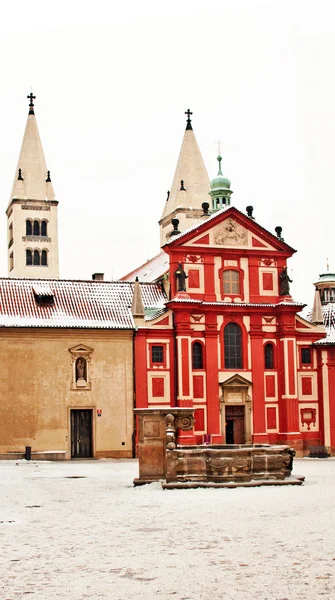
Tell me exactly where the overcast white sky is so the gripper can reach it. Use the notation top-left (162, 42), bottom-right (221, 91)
top-left (0, 0), bottom-right (334, 309)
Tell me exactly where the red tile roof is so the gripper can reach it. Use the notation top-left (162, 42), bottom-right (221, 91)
top-left (0, 278), bottom-right (166, 329)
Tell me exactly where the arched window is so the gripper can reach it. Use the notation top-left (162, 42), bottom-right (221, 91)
top-left (26, 220), bottom-right (32, 236)
top-left (41, 221), bottom-right (47, 236)
top-left (41, 250), bottom-right (48, 266)
top-left (192, 342), bottom-right (204, 369)
top-left (26, 249), bottom-right (32, 265)
top-left (223, 270), bottom-right (240, 295)
top-left (224, 322), bottom-right (242, 369)
top-left (33, 220), bottom-right (40, 236)
top-left (264, 343), bottom-right (274, 369)
top-left (33, 249), bottom-right (40, 265)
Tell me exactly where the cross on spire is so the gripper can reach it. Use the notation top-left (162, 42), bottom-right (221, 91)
top-left (27, 92), bottom-right (36, 115)
top-left (185, 108), bottom-right (193, 130)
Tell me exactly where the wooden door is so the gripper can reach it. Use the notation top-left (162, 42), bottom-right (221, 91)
top-left (71, 409), bottom-right (93, 458)
top-left (225, 405), bottom-right (245, 444)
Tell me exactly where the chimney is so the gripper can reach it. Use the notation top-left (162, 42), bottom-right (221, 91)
top-left (92, 273), bottom-right (104, 281)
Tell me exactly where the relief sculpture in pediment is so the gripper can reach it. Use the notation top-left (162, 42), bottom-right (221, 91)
top-left (214, 218), bottom-right (247, 246)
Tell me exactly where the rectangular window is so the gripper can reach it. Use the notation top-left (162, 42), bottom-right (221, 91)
top-left (151, 345), bottom-right (164, 364)
top-left (301, 348), bottom-right (312, 365)
top-left (223, 270), bottom-right (240, 295)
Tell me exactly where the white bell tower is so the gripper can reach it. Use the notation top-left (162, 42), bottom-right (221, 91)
top-left (6, 93), bottom-right (59, 279)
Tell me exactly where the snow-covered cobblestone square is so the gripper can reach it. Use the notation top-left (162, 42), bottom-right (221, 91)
top-left (1, 458), bottom-right (335, 600)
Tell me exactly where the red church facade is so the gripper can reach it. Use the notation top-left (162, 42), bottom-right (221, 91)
top-left (133, 207), bottom-right (327, 456)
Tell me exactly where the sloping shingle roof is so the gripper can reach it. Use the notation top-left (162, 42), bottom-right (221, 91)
top-left (0, 278), bottom-right (167, 329)
top-left (120, 252), bottom-right (169, 283)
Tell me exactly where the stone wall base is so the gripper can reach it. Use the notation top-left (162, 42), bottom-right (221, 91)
top-left (162, 476), bottom-right (304, 489)
top-left (0, 451), bottom-right (67, 461)
top-left (0, 450), bottom-right (133, 460)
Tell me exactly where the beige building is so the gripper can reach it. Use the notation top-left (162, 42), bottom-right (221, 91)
top-left (7, 93), bottom-right (59, 278)
top-left (0, 278), bottom-right (166, 459)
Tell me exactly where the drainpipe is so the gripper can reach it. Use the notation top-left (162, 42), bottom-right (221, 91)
top-left (132, 326), bottom-right (137, 458)
top-left (172, 312), bottom-right (178, 408)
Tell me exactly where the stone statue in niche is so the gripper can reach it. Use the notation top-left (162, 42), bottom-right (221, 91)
top-left (279, 267), bottom-right (292, 296)
top-left (76, 357), bottom-right (87, 383)
top-left (214, 218), bottom-right (247, 246)
top-left (174, 263), bottom-right (188, 292)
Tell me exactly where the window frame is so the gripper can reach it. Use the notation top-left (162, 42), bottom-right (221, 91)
top-left (33, 249), bottom-right (40, 266)
top-left (41, 249), bottom-right (48, 266)
top-left (301, 346), bottom-right (312, 367)
top-left (219, 266), bottom-right (244, 299)
top-left (41, 220), bottom-right (48, 237)
top-left (26, 249), bottom-right (32, 266)
top-left (149, 343), bottom-right (167, 368)
top-left (264, 342), bottom-right (275, 370)
top-left (26, 220), bottom-right (32, 236)
top-left (224, 322), bottom-right (243, 369)
top-left (33, 220), bottom-right (40, 236)
top-left (192, 341), bottom-right (205, 370)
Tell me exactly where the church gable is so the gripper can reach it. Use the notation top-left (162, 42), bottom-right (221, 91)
top-left (167, 207), bottom-right (294, 253)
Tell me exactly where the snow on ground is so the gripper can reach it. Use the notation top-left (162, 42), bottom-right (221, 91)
top-left (1, 458), bottom-right (335, 600)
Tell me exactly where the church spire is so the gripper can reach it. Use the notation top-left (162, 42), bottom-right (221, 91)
top-left (159, 109), bottom-right (210, 245)
top-left (9, 93), bottom-right (56, 203)
top-left (6, 94), bottom-right (59, 279)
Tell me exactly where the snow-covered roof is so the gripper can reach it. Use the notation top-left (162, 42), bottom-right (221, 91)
top-left (145, 307), bottom-right (168, 322)
top-left (168, 298), bottom-right (305, 308)
top-left (121, 251), bottom-right (169, 283)
top-left (314, 303), bottom-right (335, 344)
top-left (0, 278), bottom-right (167, 329)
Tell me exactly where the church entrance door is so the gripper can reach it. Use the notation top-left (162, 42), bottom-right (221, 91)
top-left (71, 409), bottom-right (93, 458)
top-left (225, 405), bottom-right (245, 444)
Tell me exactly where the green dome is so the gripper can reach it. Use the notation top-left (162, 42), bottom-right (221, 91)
top-left (316, 273), bottom-right (335, 284)
top-left (210, 155), bottom-right (231, 190)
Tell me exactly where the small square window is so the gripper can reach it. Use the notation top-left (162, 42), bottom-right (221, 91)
top-left (151, 345), bottom-right (164, 364)
top-left (301, 348), bottom-right (312, 365)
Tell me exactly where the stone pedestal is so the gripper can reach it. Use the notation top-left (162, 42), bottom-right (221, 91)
top-left (134, 408), bottom-right (194, 485)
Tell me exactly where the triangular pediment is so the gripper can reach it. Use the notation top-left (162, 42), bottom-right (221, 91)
top-left (69, 344), bottom-right (94, 354)
top-left (295, 316), bottom-right (325, 333)
top-left (220, 374), bottom-right (252, 387)
top-left (165, 207), bottom-right (295, 253)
